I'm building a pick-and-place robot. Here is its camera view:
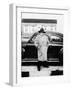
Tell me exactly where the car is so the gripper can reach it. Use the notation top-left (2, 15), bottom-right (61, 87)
top-left (21, 31), bottom-right (63, 67)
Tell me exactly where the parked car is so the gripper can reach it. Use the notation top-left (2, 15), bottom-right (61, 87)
top-left (22, 31), bottom-right (63, 66)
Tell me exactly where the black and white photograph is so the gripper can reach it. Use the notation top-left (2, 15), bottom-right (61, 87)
top-left (0, 0), bottom-right (71, 88)
top-left (9, 4), bottom-right (70, 86)
top-left (21, 18), bottom-right (63, 77)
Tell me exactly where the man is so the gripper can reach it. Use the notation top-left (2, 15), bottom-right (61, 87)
top-left (34, 28), bottom-right (49, 71)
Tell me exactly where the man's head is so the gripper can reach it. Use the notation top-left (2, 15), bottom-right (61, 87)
top-left (38, 28), bottom-right (45, 33)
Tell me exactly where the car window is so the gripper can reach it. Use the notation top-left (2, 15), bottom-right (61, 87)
top-left (50, 35), bottom-right (63, 42)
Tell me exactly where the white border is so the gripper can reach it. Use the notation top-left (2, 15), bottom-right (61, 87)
top-left (9, 4), bottom-right (70, 86)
